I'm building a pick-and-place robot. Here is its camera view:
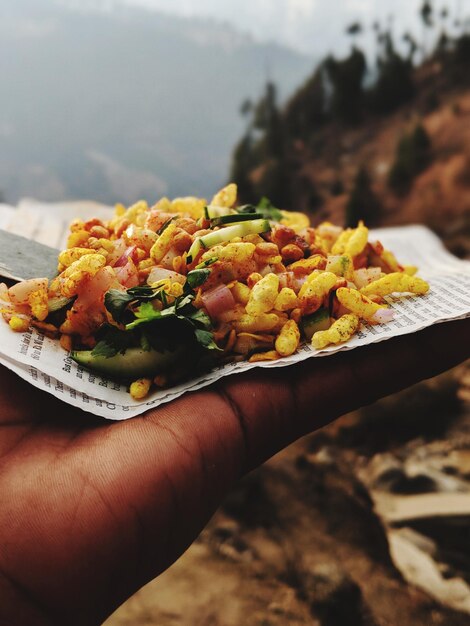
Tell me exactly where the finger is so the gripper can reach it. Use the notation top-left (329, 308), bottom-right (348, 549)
top-left (216, 317), bottom-right (470, 469)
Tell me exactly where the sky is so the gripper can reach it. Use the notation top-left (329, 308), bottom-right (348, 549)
top-left (1, 0), bottom-right (467, 203)
top-left (110, 0), bottom-right (466, 59)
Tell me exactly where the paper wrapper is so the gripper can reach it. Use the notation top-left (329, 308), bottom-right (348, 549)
top-left (0, 219), bottom-right (469, 419)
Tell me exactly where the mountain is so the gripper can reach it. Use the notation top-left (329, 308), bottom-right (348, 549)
top-left (230, 29), bottom-right (470, 256)
top-left (0, 0), bottom-right (313, 204)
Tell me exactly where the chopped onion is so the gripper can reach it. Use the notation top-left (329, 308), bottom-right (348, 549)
top-left (353, 267), bottom-right (382, 289)
top-left (278, 271), bottom-right (306, 291)
top-left (160, 248), bottom-right (179, 270)
top-left (9, 278), bottom-right (48, 305)
top-left (115, 259), bottom-right (139, 288)
top-left (259, 264), bottom-right (274, 277)
top-left (74, 267), bottom-right (117, 312)
top-left (115, 246), bottom-right (138, 268)
top-left (107, 239), bottom-right (127, 267)
top-left (201, 284), bottom-right (236, 319)
top-left (147, 267), bottom-right (186, 286)
top-left (371, 308), bottom-right (395, 324)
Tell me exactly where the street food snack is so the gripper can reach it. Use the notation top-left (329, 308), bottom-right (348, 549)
top-left (1, 184), bottom-right (429, 399)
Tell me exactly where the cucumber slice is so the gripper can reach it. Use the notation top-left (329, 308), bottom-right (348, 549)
top-left (48, 296), bottom-right (73, 313)
top-left (186, 238), bottom-right (205, 264)
top-left (212, 213), bottom-right (263, 226)
top-left (205, 205), bottom-right (237, 219)
top-left (187, 218), bottom-right (271, 263)
top-left (71, 346), bottom-right (186, 379)
top-left (302, 308), bottom-right (331, 341)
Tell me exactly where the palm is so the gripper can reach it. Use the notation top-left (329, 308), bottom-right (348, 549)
top-left (0, 319), bottom-right (468, 626)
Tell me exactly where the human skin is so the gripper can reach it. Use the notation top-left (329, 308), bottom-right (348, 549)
top-left (0, 318), bottom-right (469, 626)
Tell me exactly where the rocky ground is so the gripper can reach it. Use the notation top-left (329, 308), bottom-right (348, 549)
top-left (105, 361), bottom-right (470, 626)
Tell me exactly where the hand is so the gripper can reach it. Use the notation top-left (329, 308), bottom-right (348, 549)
top-left (0, 319), bottom-right (468, 625)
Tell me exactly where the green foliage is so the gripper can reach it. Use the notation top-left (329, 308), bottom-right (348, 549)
top-left (252, 159), bottom-right (291, 208)
top-left (454, 34), bottom-right (470, 66)
top-left (324, 48), bottom-right (366, 124)
top-left (236, 198), bottom-right (284, 222)
top-left (231, 81), bottom-right (286, 204)
top-left (251, 82), bottom-right (284, 159)
top-left (370, 33), bottom-right (414, 114)
top-left (388, 124), bottom-right (432, 195)
top-left (346, 22), bottom-right (363, 36)
top-left (95, 273), bottom-right (220, 358)
top-left (443, 34), bottom-right (470, 86)
top-left (229, 5), bottom-right (467, 209)
top-left (345, 167), bottom-right (381, 227)
top-left (230, 133), bottom-right (257, 204)
top-left (420, 1), bottom-right (433, 27)
top-left (284, 67), bottom-right (326, 139)
top-left (91, 326), bottom-right (136, 358)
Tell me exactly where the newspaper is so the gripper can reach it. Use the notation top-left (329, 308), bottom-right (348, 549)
top-left (0, 201), bottom-right (469, 419)
top-left (2, 199), bottom-right (114, 249)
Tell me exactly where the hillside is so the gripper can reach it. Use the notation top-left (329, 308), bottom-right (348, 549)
top-left (0, 0), bottom-right (313, 204)
top-left (232, 30), bottom-right (470, 257)
top-left (292, 68), bottom-right (470, 252)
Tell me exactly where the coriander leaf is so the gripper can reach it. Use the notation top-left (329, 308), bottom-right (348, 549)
top-left (186, 268), bottom-right (211, 289)
top-left (194, 329), bottom-right (222, 351)
top-left (127, 285), bottom-right (159, 300)
top-left (105, 285), bottom-right (172, 324)
top-left (104, 290), bottom-right (135, 324)
top-left (134, 302), bottom-right (162, 320)
top-left (145, 317), bottom-right (197, 353)
top-left (175, 293), bottom-right (195, 312)
top-left (91, 326), bottom-right (135, 358)
top-left (257, 197), bottom-right (283, 222)
top-left (126, 302), bottom-right (164, 329)
top-left (91, 340), bottom-right (120, 359)
top-left (236, 199), bottom-right (283, 222)
top-left (188, 308), bottom-right (212, 329)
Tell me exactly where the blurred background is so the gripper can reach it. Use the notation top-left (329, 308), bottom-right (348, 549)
top-left (2, 1), bottom-right (470, 624)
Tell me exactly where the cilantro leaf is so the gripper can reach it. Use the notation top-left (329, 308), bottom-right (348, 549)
top-left (91, 340), bottom-right (120, 358)
top-left (104, 290), bottom-right (135, 324)
top-left (134, 301), bottom-right (162, 320)
top-left (101, 269), bottom-right (221, 361)
top-left (91, 325), bottom-right (135, 358)
top-left (257, 197), bottom-right (283, 222)
top-left (126, 302), bottom-right (164, 330)
top-left (194, 329), bottom-right (222, 351)
top-left (175, 293), bottom-right (195, 311)
top-left (186, 268), bottom-right (211, 289)
top-left (236, 198), bottom-right (283, 222)
top-left (105, 285), bottom-right (171, 324)
top-left (127, 285), bottom-right (160, 300)
top-left (187, 308), bottom-right (212, 329)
